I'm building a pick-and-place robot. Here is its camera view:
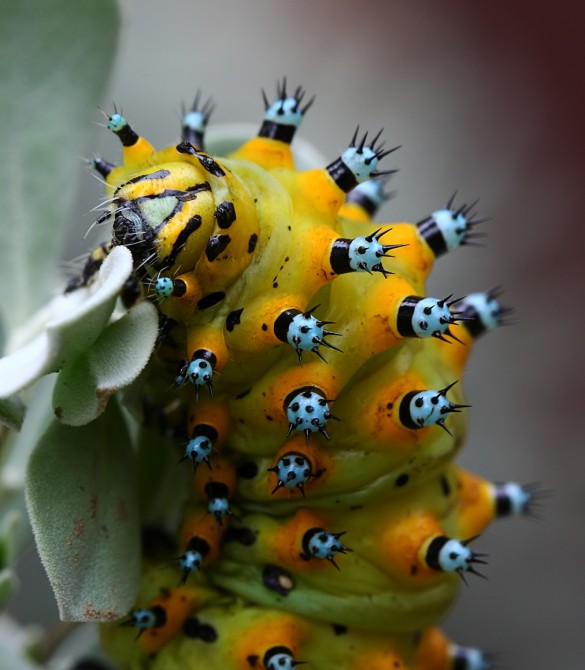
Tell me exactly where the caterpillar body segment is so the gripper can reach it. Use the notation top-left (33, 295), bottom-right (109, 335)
top-left (80, 82), bottom-right (528, 669)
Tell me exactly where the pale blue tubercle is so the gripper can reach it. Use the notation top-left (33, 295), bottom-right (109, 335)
top-left (264, 97), bottom-right (303, 126)
top-left (266, 652), bottom-right (296, 670)
top-left (188, 359), bottom-right (213, 387)
top-left (341, 145), bottom-right (378, 182)
top-left (286, 389), bottom-right (330, 434)
top-left (108, 113), bottom-right (127, 132)
top-left (500, 482), bottom-right (533, 515)
top-left (184, 435), bottom-right (212, 465)
top-left (348, 234), bottom-right (385, 272)
top-left (155, 277), bottom-right (174, 298)
top-left (182, 110), bottom-right (207, 133)
top-left (437, 538), bottom-right (474, 572)
top-left (460, 292), bottom-right (501, 331)
top-left (432, 208), bottom-right (469, 251)
top-left (286, 313), bottom-right (324, 351)
top-left (452, 646), bottom-right (491, 670)
top-left (307, 531), bottom-right (345, 560)
top-left (408, 390), bottom-right (453, 427)
top-left (273, 453), bottom-right (312, 489)
top-left (179, 549), bottom-right (202, 573)
top-left (208, 497), bottom-right (230, 519)
top-left (411, 297), bottom-right (452, 337)
top-left (131, 609), bottom-right (157, 630)
top-left (350, 179), bottom-right (387, 208)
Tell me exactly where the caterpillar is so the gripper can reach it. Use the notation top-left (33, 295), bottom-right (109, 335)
top-left (70, 80), bottom-right (535, 669)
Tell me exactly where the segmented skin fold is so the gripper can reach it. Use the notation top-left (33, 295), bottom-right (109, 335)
top-left (81, 82), bottom-right (529, 670)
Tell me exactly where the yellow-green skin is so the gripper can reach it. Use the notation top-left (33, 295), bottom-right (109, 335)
top-left (98, 113), bottom-right (503, 670)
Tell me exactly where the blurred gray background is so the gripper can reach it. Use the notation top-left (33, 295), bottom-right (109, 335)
top-left (29, 0), bottom-right (585, 667)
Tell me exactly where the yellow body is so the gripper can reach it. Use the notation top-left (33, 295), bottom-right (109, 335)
top-left (97, 105), bottom-right (512, 670)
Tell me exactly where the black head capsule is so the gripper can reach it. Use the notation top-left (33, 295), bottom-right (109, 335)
top-left (416, 195), bottom-right (488, 258)
top-left (274, 307), bottom-right (342, 364)
top-left (329, 228), bottom-right (404, 277)
top-left (326, 128), bottom-right (398, 193)
top-left (181, 90), bottom-right (215, 150)
top-left (259, 77), bottom-right (314, 143)
top-left (396, 295), bottom-right (467, 342)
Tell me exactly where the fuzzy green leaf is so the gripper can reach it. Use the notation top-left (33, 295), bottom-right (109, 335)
top-left (25, 401), bottom-right (140, 621)
top-left (52, 300), bottom-right (159, 426)
top-left (0, 0), bottom-right (120, 331)
top-left (0, 246), bottom-right (133, 399)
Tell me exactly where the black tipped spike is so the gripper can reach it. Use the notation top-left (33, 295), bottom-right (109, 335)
top-left (370, 168), bottom-right (399, 178)
top-left (439, 380), bottom-right (458, 395)
top-left (467, 565), bottom-right (488, 580)
top-left (446, 190), bottom-right (458, 209)
top-left (444, 328), bottom-right (464, 345)
top-left (436, 419), bottom-right (453, 436)
top-left (370, 127), bottom-right (384, 149)
top-left (301, 95), bottom-right (315, 115)
top-left (311, 347), bottom-right (328, 364)
top-left (327, 557), bottom-right (341, 571)
top-left (261, 88), bottom-right (270, 110)
top-left (457, 570), bottom-right (469, 586)
top-left (271, 481), bottom-right (284, 495)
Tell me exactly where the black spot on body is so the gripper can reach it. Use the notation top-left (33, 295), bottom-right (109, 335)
top-left (197, 292), bottom-right (226, 310)
top-left (214, 201), bottom-right (236, 229)
top-left (248, 233), bottom-right (258, 253)
top-left (396, 474), bottom-right (409, 487)
top-left (332, 624), bottom-right (348, 635)
top-left (183, 617), bottom-right (218, 642)
top-left (261, 323), bottom-right (268, 331)
top-left (224, 526), bottom-right (256, 546)
top-left (206, 234), bottom-right (231, 261)
top-left (440, 475), bottom-right (451, 497)
top-left (262, 565), bottom-right (295, 596)
top-left (226, 308), bottom-right (244, 332)
top-left (237, 461), bottom-right (258, 479)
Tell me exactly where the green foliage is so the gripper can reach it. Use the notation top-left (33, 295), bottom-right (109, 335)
top-left (25, 401), bottom-right (140, 622)
top-left (0, 0), bottom-right (120, 331)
